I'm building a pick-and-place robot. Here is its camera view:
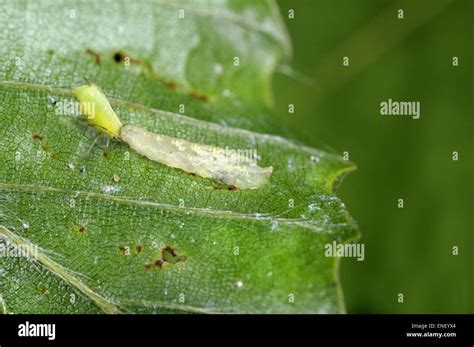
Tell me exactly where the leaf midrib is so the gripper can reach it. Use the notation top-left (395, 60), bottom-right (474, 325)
top-left (0, 183), bottom-right (351, 235)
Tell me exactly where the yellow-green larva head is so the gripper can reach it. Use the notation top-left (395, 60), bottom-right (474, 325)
top-left (73, 83), bottom-right (123, 139)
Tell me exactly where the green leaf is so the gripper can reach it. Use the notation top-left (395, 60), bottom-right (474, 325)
top-left (0, 0), bottom-right (358, 313)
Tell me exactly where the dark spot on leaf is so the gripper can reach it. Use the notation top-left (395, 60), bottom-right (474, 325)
top-left (162, 245), bottom-right (176, 257)
top-left (144, 245), bottom-right (186, 270)
top-left (130, 57), bottom-right (141, 65)
top-left (113, 51), bottom-right (140, 65)
top-left (189, 91), bottom-right (208, 102)
top-left (85, 48), bottom-right (101, 64)
top-left (187, 172), bottom-right (196, 177)
top-left (164, 81), bottom-right (177, 89)
top-left (213, 183), bottom-right (238, 191)
top-left (161, 245), bottom-right (187, 264)
top-left (79, 166), bottom-right (86, 174)
top-left (102, 150), bottom-right (109, 157)
top-left (78, 225), bottom-right (86, 233)
top-left (39, 287), bottom-right (46, 295)
top-left (113, 52), bottom-right (124, 63)
top-left (154, 259), bottom-right (164, 268)
top-left (135, 245), bottom-right (143, 253)
top-left (49, 96), bottom-right (58, 106)
top-left (119, 246), bottom-right (127, 255)
top-left (32, 134), bottom-right (57, 158)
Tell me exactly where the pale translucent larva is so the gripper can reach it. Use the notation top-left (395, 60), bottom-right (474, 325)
top-left (72, 84), bottom-right (272, 189)
top-left (120, 125), bottom-right (273, 190)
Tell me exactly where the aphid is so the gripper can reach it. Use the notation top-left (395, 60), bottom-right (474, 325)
top-left (73, 83), bottom-right (272, 189)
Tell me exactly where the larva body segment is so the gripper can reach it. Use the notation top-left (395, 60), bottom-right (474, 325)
top-left (120, 125), bottom-right (273, 189)
top-left (73, 84), bottom-right (123, 139)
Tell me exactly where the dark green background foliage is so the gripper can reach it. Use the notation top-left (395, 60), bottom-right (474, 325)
top-left (275, 0), bottom-right (472, 313)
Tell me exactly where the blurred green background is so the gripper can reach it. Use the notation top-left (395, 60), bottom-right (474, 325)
top-left (274, 0), bottom-right (472, 313)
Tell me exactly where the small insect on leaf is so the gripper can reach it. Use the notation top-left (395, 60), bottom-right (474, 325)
top-left (72, 83), bottom-right (273, 189)
top-left (73, 83), bottom-right (123, 139)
